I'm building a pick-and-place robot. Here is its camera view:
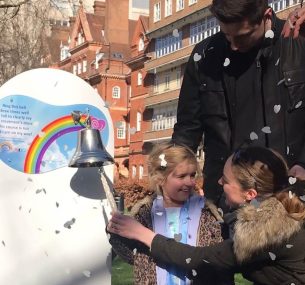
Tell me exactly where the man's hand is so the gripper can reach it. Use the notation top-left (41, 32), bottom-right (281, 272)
top-left (282, 6), bottom-right (305, 38)
top-left (288, 164), bottom-right (305, 180)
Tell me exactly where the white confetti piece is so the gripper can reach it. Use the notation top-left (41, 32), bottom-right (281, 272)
top-left (273, 105), bottom-right (281, 113)
top-left (203, 259), bottom-right (210, 263)
top-left (262, 126), bottom-right (271, 134)
top-left (289, 190), bottom-right (293, 199)
top-left (156, 211), bottom-right (163, 216)
top-left (275, 58), bottom-right (280, 66)
top-left (193, 53), bottom-right (202, 62)
top-left (286, 244), bottom-right (294, 248)
top-left (186, 258), bottom-right (191, 264)
top-left (289, 177), bottom-right (297, 185)
top-left (223, 58), bottom-right (230, 67)
top-left (133, 248), bottom-right (137, 255)
top-left (83, 270), bottom-right (91, 278)
top-left (192, 269), bottom-right (197, 276)
top-left (172, 29), bottom-right (179, 38)
top-left (250, 132), bottom-right (258, 140)
top-left (295, 101), bottom-right (302, 109)
top-left (265, 29), bottom-right (274, 39)
top-left (277, 78), bottom-right (285, 86)
top-left (269, 252), bottom-right (276, 260)
top-left (287, 146), bottom-right (290, 155)
top-left (174, 233), bottom-right (182, 242)
top-left (299, 195), bottom-right (305, 202)
top-left (38, 131), bottom-right (46, 138)
top-left (159, 154), bottom-right (167, 167)
top-left (130, 127), bottom-right (137, 135)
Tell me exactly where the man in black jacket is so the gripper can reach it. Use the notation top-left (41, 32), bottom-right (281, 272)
top-left (172, 0), bottom-right (305, 208)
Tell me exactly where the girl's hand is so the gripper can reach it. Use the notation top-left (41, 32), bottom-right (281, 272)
top-left (282, 6), bottom-right (305, 38)
top-left (107, 212), bottom-right (156, 247)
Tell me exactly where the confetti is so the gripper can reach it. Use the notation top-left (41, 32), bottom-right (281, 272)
top-left (83, 270), bottom-right (91, 278)
top-left (289, 177), bottom-right (297, 185)
top-left (133, 248), bottom-right (137, 255)
top-left (156, 212), bottom-right (163, 216)
top-left (159, 154), bottom-right (167, 167)
top-left (268, 252), bottom-right (276, 260)
top-left (223, 58), bottom-right (230, 67)
top-left (186, 258), bottom-right (191, 264)
top-left (273, 105), bottom-right (281, 114)
top-left (193, 53), bottom-right (202, 62)
top-left (64, 218), bottom-right (76, 229)
top-left (172, 29), bottom-right (179, 38)
top-left (295, 101), bottom-right (302, 109)
top-left (261, 126), bottom-right (271, 134)
top-left (192, 269), bottom-right (197, 276)
top-left (299, 195), bottom-right (305, 202)
top-left (250, 132), bottom-right (258, 140)
top-left (277, 78), bottom-right (285, 86)
top-left (286, 244), bottom-right (294, 248)
top-left (275, 58), bottom-right (280, 66)
top-left (2, 241), bottom-right (5, 247)
top-left (56, 202), bottom-right (59, 208)
top-left (203, 259), bottom-right (210, 263)
top-left (174, 233), bottom-right (182, 242)
top-left (265, 30), bottom-right (274, 38)
top-left (55, 230), bottom-right (60, 234)
top-left (287, 146), bottom-right (290, 155)
top-left (289, 191), bottom-right (293, 199)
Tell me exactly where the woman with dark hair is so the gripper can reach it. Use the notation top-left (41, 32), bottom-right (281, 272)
top-left (108, 146), bottom-right (305, 285)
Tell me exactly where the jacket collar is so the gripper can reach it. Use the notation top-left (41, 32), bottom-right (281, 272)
top-left (233, 197), bottom-right (303, 263)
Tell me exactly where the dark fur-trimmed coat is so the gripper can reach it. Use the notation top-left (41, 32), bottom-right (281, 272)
top-left (108, 195), bottom-right (234, 285)
top-left (150, 197), bottom-right (305, 285)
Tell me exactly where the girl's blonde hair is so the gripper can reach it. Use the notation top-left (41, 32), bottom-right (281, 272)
top-left (231, 146), bottom-right (305, 221)
top-left (148, 142), bottom-right (199, 193)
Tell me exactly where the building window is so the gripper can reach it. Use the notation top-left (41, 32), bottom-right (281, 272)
top-left (77, 62), bottom-right (82, 74)
top-left (176, 69), bottom-right (181, 87)
top-left (165, 0), bottom-right (172, 17)
top-left (139, 165), bottom-right (144, 179)
top-left (165, 74), bottom-right (170, 90)
top-left (268, 0), bottom-right (297, 12)
top-left (60, 45), bottom-right (70, 61)
top-left (152, 104), bottom-right (177, 131)
top-left (155, 31), bottom-right (182, 58)
top-left (136, 112), bottom-right (141, 131)
top-left (154, 74), bottom-right (159, 92)
top-left (154, 2), bottom-right (161, 22)
top-left (117, 121), bottom-right (126, 139)
top-left (112, 86), bottom-right (120, 98)
top-left (189, 0), bottom-right (197, 4)
top-left (137, 72), bottom-right (143, 86)
top-left (72, 64), bottom-right (77, 75)
top-left (138, 36), bottom-right (144, 51)
top-left (176, 0), bottom-right (184, 11)
top-left (132, 165), bottom-right (136, 178)
top-left (77, 32), bottom-right (85, 46)
top-left (82, 60), bottom-right (87, 73)
top-left (190, 16), bottom-right (220, 45)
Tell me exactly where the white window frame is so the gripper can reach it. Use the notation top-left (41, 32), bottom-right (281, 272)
top-left (77, 62), bottom-right (82, 74)
top-left (82, 60), bottom-right (87, 73)
top-left (132, 165), bottom-right (136, 178)
top-left (176, 0), bottom-right (184, 11)
top-left (165, 0), bottom-right (172, 17)
top-left (165, 74), bottom-right (170, 90)
top-left (189, 0), bottom-right (197, 5)
top-left (136, 112), bottom-right (141, 131)
top-left (117, 121), bottom-right (126, 139)
top-left (154, 2), bottom-right (161, 22)
top-left (137, 72), bottom-right (143, 86)
top-left (138, 36), bottom-right (144, 51)
top-left (112, 86), bottom-right (120, 98)
top-left (139, 165), bottom-right (144, 179)
top-left (72, 64), bottom-right (77, 75)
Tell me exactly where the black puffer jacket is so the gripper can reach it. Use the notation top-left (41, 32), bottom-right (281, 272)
top-left (150, 197), bottom-right (305, 285)
top-left (172, 14), bottom-right (305, 204)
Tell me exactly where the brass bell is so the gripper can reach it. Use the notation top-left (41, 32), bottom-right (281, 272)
top-left (69, 127), bottom-right (114, 168)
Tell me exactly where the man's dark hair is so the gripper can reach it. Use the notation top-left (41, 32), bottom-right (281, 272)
top-left (210, 0), bottom-right (269, 24)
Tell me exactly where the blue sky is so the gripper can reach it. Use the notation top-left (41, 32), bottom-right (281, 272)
top-left (133, 0), bottom-right (149, 9)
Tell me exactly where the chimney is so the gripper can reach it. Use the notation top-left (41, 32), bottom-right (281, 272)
top-left (93, 1), bottom-right (106, 16)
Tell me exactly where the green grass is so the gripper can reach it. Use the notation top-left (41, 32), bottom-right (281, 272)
top-left (112, 256), bottom-right (253, 285)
